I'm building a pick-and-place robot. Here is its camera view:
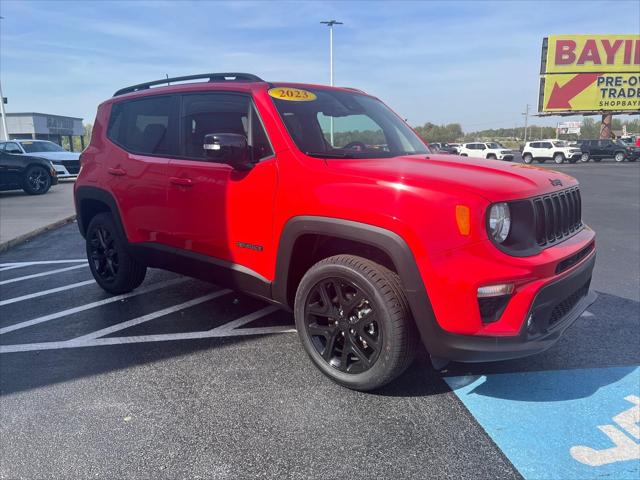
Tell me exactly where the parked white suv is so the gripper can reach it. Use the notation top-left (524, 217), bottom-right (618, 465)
top-left (521, 140), bottom-right (582, 164)
top-left (458, 142), bottom-right (513, 161)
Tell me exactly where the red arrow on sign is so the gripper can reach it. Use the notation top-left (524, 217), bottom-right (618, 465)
top-left (546, 73), bottom-right (601, 109)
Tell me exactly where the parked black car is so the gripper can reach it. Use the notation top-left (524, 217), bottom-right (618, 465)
top-left (0, 151), bottom-right (58, 194)
top-left (577, 139), bottom-right (640, 163)
top-left (429, 142), bottom-right (457, 154)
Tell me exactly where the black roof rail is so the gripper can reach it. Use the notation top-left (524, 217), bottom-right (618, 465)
top-left (113, 72), bottom-right (265, 97)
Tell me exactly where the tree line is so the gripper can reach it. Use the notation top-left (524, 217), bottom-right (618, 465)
top-left (80, 117), bottom-right (640, 151)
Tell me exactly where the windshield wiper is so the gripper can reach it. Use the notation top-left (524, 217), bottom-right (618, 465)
top-left (305, 151), bottom-right (358, 159)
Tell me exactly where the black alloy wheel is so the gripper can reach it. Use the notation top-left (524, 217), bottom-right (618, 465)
top-left (23, 165), bottom-right (51, 194)
top-left (89, 225), bottom-right (119, 282)
top-left (85, 213), bottom-right (147, 294)
top-left (295, 255), bottom-right (417, 391)
top-left (304, 277), bottom-right (382, 374)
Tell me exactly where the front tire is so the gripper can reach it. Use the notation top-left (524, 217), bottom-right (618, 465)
top-left (486, 154), bottom-right (496, 160)
top-left (294, 255), bottom-right (418, 391)
top-left (580, 153), bottom-right (590, 162)
top-left (86, 213), bottom-right (147, 294)
top-left (614, 152), bottom-right (625, 162)
top-left (22, 165), bottom-right (52, 195)
top-left (553, 153), bottom-right (565, 164)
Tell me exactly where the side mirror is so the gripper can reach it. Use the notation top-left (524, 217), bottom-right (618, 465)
top-left (203, 133), bottom-right (253, 171)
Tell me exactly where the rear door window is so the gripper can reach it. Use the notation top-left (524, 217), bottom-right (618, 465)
top-left (108, 95), bottom-right (178, 156)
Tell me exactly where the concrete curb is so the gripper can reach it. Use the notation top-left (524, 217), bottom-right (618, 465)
top-left (0, 214), bottom-right (77, 253)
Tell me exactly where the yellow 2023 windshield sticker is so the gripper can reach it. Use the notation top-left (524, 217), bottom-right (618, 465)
top-left (268, 87), bottom-right (317, 101)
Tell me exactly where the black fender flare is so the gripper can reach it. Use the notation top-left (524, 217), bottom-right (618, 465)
top-left (272, 216), bottom-right (441, 349)
top-left (74, 186), bottom-right (126, 240)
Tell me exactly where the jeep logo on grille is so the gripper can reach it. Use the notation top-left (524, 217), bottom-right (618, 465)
top-left (549, 178), bottom-right (563, 186)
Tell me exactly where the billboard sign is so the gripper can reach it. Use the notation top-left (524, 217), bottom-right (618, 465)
top-left (539, 34), bottom-right (640, 114)
top-left (557, 121), bottom-right (582, 135)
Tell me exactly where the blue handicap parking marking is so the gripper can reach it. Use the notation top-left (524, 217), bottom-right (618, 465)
top-left (445, 366), bottom-right (640, 480)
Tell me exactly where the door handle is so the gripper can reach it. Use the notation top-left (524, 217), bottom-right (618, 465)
top-left (170, 177), bottom-right (193, 187)
top-left (108, 167), bottom-right (127, 176)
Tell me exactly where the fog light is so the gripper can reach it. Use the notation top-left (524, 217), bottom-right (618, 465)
top-left (477, 283), bottom-right (514, 298)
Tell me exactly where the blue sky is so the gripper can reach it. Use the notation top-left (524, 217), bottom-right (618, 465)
top-left (1, 0), bottom-right (638, 130)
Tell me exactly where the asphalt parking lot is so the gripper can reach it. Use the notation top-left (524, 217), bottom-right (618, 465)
top-left (1, 162), bottom-right (639, 479)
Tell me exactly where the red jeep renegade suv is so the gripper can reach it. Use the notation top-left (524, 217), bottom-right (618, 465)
top-left (75, 73), bottom-right (596, 390)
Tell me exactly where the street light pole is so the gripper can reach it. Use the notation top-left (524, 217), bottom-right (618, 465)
top-left (0, 81), bottom-right (8, 141)
top-left (522, 104), bottom-right (530, 144)
top-left (0, 16), bottom-right (8, 141)
top-left (321, 19), bottom-right (342, 146)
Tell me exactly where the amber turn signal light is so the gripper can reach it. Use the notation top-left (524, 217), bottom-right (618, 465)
top-left (455, 205), bottom-right (471, 235)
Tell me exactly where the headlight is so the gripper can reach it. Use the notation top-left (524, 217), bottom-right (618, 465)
top-left (488, 202), bottom-right (511, 243)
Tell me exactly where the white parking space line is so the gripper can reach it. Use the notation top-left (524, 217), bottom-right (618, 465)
top-left (0, 259), bottom-right (88, 268)
top-left (0, 277), bottom-right (187, 335)
top-left (212, 305), bottom-right (281, 332)
top-left (0, 306), bottom-right (291, 354)
top-left (0, 265), bottom-right (28, 273)
top-left (0, 264), bottom-right (88, 286)
top-left (0, 280), bottom-right (96, 307)
top-left (74, 289), bottom-right (232, 341)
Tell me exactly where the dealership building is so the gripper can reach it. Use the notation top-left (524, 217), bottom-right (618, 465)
top-left (3, 112), bottom-right (85, 151)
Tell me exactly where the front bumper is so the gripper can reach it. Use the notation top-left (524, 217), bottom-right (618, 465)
top-left (415, 252), bottom-right (596, 363)
top-left (497, 153), bottom-right (514, 161)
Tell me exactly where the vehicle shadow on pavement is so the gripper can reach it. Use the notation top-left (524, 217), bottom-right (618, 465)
top-left (0, 335), bottom-right (267, 397)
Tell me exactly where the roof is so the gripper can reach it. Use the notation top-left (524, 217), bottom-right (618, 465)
top-left (5, 112), bottom-right (83, 121)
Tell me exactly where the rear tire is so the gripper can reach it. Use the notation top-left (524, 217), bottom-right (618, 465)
top-left (294, 255), bottom-right (418, 391)
top-left (522, 153), bottom-right (533, 164)
top-left (22, 165), bottom-right (52, 195)
top-left (86, 213), bottom-right (147, 294)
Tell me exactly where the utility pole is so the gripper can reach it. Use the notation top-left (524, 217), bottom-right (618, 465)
top-left (321, 19), bottom-right (343, 146)
top-left (0, 81), bottom-right (8, 141)
top-left (0, 16), bottom-right (8, 141)
top-left (522, 104), bottom-right (530, 144)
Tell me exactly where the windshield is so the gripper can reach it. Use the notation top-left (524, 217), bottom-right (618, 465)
top-left (486, 142), bottom-right (500, 149)
top-left (552, 141), bottom-right (569, 147)
top-left (615, 140), bottom-right (630, 147)
top-left (270, 87), bottom-right (428, 158)
top-left (20, 141), bottom-right (66, 153)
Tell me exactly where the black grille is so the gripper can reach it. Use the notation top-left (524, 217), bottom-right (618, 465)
top-left (549, 281), bottom-right (590, 326)
top-left (59, 160), bottom-right (80, 174)
top-left (532, 187), bottom-right (582, 246)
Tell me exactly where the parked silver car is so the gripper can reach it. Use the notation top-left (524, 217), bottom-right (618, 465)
top-left (0, 140), bottom-right (80, 178)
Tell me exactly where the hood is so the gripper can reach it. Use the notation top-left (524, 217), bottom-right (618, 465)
top-left (325, 154), bottom-right (578, 202)
top-left (27, 151), bottom-right (80, 161)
